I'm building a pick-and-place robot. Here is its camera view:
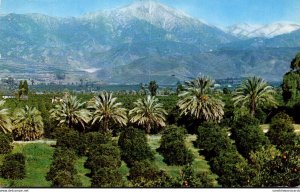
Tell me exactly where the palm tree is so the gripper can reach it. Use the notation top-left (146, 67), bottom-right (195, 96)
top-left (13, 105), bottom-right (44, 141)
top-left (88, 92), bottom-right (127, 132)
top-left (148, 81), bottom-right (158, 96)
top-left (0, 100), bottom-right (12, 133)
top-left (50, 95), bottom-right (90, 130)
top-left (129, 96), bottom-right (167, 133)
top-left (177, 76), bottom-right (224, 122)
top-left (233, 76), bottom-right (277, 116)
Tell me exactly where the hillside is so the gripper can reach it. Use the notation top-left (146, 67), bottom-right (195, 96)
top-left (0, 0), bottom-right (299, 84)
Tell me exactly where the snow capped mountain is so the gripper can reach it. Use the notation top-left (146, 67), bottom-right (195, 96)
top-left (81, 0), bottom-right (235, 50)
top-left (253, 23), bottom-right (300, 38)
top-left (1, 0), bottom-right (300, 84)
top-left (108, 0), bottom-right (201, 31)
top-left (84, 0), bottom-right (207, 31)
top-left (227, 23), bottom-right (300, 38)
top-left (226, 23), bottom-right (262, 39)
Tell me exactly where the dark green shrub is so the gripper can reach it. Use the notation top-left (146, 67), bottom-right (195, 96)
top-left (84, 144), bottom-right (121, 175)
top-left (196, 123), bottom-right (233, 160)
top-left (46, 148), bottom-right (78, 184)
top-left (51, 126), bottom-right (69, 139)
top-left (267, 112), bottom-right (297, 149)
top-left (254, 108), bottom-right (267, 124)
top-left (118, 127), bottom-right (154, 167)
top-left (85, 142), bottom-right (123, 187)
top-left (248, 144), bottom-right (300, 187)
top-left (233, 115), bottom-right (260, 127)
top-left (282, 70), bottom-right (300, 106)
top-left (91, 168), bottom-right (123, 187)
top-left (258, 151), bottom-right (300, 187)
top-left (0, 133), bottom-right (13, 154)
top-left (51, 170), bottom-right (82, 187)
top-left (231, 115), bottom-right (270, 158)
top-left (179, 165), bottom-right (215, 187)
top-left (157, 126), bottom-right (194, 165)
top-left (0, 153), bottom-right (26, 180)
top-left (210, 149), bottom-right (253, 187)
top-left (128, 160), bottom-right (174, 187)
top-left (81, 132), bottom-right (112, 155)
top-left (55, 129), bottom-right (82, 155)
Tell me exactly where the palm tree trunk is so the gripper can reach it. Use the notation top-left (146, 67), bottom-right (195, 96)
top-left (146, 124), bottom-right (151, 134)
top-left (103, 118), bottom-right (109, 132)
top-left (68, 120), bottom-right (72, 129)
top-left (250, 101), bottom-right (256, 117)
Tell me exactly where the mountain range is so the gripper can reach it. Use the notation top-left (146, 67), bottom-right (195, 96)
top-left (0, 0), bottom-right (299, 84)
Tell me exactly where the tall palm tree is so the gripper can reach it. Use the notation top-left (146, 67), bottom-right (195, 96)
top-left (88, 92), bottom-right (127, 132)
top-left (50, 95), bottom-right (90, 130)
top-left (0, 100), bottom-right (12, 133)
top-left (129, 96), bottom-right (167, 133)
top-left (13, 105), bottom-right (44, 141)
top-left (177, 76), bottom-right (224, 122)
top-left (233, 76), bottom-right (277, 116)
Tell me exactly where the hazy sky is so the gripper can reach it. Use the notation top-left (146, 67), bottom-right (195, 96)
top-left (1, 0), bottom-right (300, 27)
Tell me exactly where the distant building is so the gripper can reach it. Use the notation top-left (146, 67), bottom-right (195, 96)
top-left (20, 95), bottom-right (29, 100)
top-left (2, 95), bottom-right (15, 99)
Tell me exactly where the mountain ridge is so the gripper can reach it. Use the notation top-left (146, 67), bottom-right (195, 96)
top-left (0, 0), bottom-right (299, 84)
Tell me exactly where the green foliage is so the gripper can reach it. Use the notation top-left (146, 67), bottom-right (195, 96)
top-left (46, 148), bottom-right (81, 187)
top-left (129, 96), bottom-right (167, 133)
top-left (248, 145), bottom-right (280, 186)
top-left (176, 81), bottom-right (184, 95)
top-left (179, 165), bottom-right (215, 187)
top-left (55, 129), bottom-right (82, 155)
top-left (12, 105), bottom-right (44, 141)
top-left (0, 100), bottom-right (12, 134)
top-left (51, 170), bottom-right (82, 187)
top-left (290, 52), bottom-right (300, 71)
top-left (91, 168), bottom-right (123, 187)
top-left (195, 123), bottom-right (233, 159)
top-left (231, 115), bottom-right (270, 158)
top-left (157, 125), bottom-right (194, 165)
top-left (84, 143), bottom-right (121, 174)
top-left (81, 132), bottom-right (112, 156)
top-left (148, 80), bottom-right (158, 96)
top-left (23, 80), bottom-right (29, 95)
top-left (248, 137), bottom-right (300, 187)
top-left (282, 70), bottom-right (300, 105)
top-left (85, 143), bottom-right (123, 187)
top-left (118, 127), bottom-right (154, 167)
top-left (0, 133), bottom-right (13, 154)
top-left (0, 153), bottom-right (26, 180)
top-left (210, 149), bottom-right (253, 187)
top-left (262, 154), bottom-right (300, 187)
top-left (178, 76), bottom-right (224, 122)
top-left (50, 94), bottom-right (91, 131)
top-left (128, 160), bottom-right (174, 187)
top-left (88, 92), bottom-right (128, 132)
top-left (267, 112), bottom-right (297, 149)
top-left (222, 87), bottom-right (231, 94)
top-left (233, 76), bottom-right (277, 116)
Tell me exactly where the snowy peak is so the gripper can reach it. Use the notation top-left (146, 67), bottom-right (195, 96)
top-left (253, 23), bottom-right (300, 38)
top-left (84, 0), bottom-right (205, 31)
top-left (118, 0), bottom-right (192, 19)
top-left (119, 1), bottom-right (196, 29)
top-left (226, 23), bottom-right (261, 38)
top-left (227, 23), bottom-right (300, 38)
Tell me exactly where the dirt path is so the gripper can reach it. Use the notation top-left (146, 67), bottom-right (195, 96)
top-left (13, 139), bottom-right (56, 145)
